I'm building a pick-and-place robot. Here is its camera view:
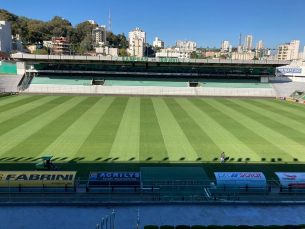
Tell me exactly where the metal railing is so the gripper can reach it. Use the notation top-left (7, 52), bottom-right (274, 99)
top-left (0, 179), bottom-right (304, 203)
top-left (11, 53), bottom-right (291, 66)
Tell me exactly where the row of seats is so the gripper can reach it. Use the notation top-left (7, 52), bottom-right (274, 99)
top-left (35, 65), bottom-right (273, 75)
top-left (144, 225), bottom-right (304, 229)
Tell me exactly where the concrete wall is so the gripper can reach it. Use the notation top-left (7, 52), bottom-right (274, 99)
top-left (260, 76), bottom-right (269, 83)
top-left (0, 61), bottom-right (17, 74)
top-left (16, 61), bottom-right (25, 75)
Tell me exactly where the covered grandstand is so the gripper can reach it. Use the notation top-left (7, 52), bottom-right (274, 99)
top-left (8, 54), bottom-right (292, 97)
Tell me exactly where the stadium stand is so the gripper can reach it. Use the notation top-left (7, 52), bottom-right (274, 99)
top-left (30, 76), bottom-right (93, 85)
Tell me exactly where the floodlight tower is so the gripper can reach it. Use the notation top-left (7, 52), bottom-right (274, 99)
top-left (109, 9), bottom-right (111, 32)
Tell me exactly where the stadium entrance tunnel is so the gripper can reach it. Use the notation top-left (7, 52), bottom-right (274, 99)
top-left (92, 79), bottom-right (105, 85)
top-left (189, 82), bottom-right (200, 87)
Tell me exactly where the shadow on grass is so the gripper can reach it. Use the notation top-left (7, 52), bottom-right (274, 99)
top-left (0, 162), bottom-right (304, 179)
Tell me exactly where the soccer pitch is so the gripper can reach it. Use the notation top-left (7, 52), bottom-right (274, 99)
top-left (1, 95), bottom-right (305, 177)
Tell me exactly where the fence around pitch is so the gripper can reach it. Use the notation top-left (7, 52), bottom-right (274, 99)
top-left (0, 179), bottom-right (304, 203)
top-left (21, 85), bottom-right (277, 97)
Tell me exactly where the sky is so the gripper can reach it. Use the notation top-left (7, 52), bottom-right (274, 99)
top-left (1, 0), bottom-right (305, 51)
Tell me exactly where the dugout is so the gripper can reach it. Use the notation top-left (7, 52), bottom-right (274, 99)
top-left (210, 172), bottom-right (269, 195)
top-left (275, 172), bottom-right (305, 193)
top-left (140, 167), bottom-right (210, 201)
top-left (87, 172), bottom-right (141, 193)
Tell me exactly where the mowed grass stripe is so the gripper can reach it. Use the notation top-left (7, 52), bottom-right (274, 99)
top-left (253, 99), bottom-right (305, 120)
top-left (183, 98), bottom-right (261, 161)
top-left (264, 99), bottom-right (305, 115)
top-left (67, 97), bottom-right (114, 162)
top-left (109, 98), bottom-right (140, 162)
top-left (139, 98), bottom-right (168, 162)
top-left (0, 96), bottom-right (64, 137)
top-left (205, 99), bottom-right (301, 161)
top-left (0, 96), bottom-right (85, 157)
top-left (0, 95), bottom-right (33, 107)
top-left (165, 98), bottom-right (220, 161)
top-left (2, 96), bottom-right (94, 159)
top-left (74, 97), bottom-right (129, 162)
top-left (152, 98), bottom-right (198, 162)
top-left (39, 97), bottom-right (114, 161)
top-left (230, 99), bottom-right (305, 142)
top-left (0, 96), bottom-right (60, 124)
top-left (0, 95), bottom-right (45, 113)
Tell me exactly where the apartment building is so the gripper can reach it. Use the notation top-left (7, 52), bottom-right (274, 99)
top-left (278, 40), bottom-right (300, 60)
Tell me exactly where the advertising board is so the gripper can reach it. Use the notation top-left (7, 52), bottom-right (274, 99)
top-left (88, 172), bottom-right (141, 186)
top-left (275, 172), bottom-right (305, 188)
top-left (276, 68), bottom-right (302, 74)
top-left (214, 172), bottom-right (266, 187)
top-left (0, 171), bottom-right (76, 187)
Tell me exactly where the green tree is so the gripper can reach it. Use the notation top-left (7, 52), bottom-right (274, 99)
top-left (0, 9), bottom-right (19, 35)
top-left (191, 51), bottom-right (197, 58)
top-left (47, 16), bottom-right (72, 38)
top-left (119, 48), bottom-right (129, 57)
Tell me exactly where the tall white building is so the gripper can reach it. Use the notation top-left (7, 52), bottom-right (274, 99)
top-left (0, 21), bottom-right (12, 53)
top-left (221, 41), bottom-right (230, 52)
top-left (175, 39), bottom-right (196, 51)
top-left (92, 25), bottom-right (107, 44)
top-left (153, 37), bottom-right (164, 48)
top-left (278, 40), bottom-right (300, 60)
top-left (244, 35), bottom-right (253, 51)
top-left (256, 40), bottom-right (264, 50)
top-left (128, 27), bottom-right (146, 57)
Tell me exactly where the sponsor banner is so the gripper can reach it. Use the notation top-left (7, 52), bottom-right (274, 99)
top-left (214, 172), bottom-right (266, 187)
top-left (276, 68), bottom-right (302, 74)
top-left (89, 172), bottom-right (140, 181)
top-left (275, 172), bottom-right (305, 188)
top-left (0, 171), bottom-right (76, 187)
top-left (88, 172), bottom-right (141, 187)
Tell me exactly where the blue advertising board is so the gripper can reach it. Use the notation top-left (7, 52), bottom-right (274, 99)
top-left (276, 68), bottom-right (302, 74)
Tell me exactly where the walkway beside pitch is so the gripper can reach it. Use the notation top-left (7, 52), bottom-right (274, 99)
top-left (0, 204), bottom-right (304, 228)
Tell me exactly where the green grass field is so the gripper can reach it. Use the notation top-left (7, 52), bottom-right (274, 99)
top-left (1, 95), bottom-right (305, 178)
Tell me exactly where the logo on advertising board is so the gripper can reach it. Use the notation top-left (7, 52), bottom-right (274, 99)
top-left (276, 68), bottom-right (302, 74)
top-left (89, 172), bottom-right (141, 181)
top-left (0, 171), bottom-right (76, 187)
top-left (90, 172), bottom-right (98, 180)
top-left (282, 174), bottom-right (297, 180)
top-left (216, 173), bottom-right (239, 178)
top-left (239, 173), bottom-right (262, 178)
top-left (215, 172), bottom-right (262, 178)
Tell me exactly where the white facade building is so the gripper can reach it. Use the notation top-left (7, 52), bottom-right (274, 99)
top-left (127, 27), bottom-right (146, 57)
top-left (175, 39), bottom-right (196, 51)
top-left (221, 41), bottom-right (230, 52)
top-left (256, 40), bottom-right (264, 50)
top-left (231, 51), bottom-right (255, 60)
top-left (153, 37), bottom-right (164, 48)
top-left (92, 25), bottom-right (107, 44)
top-left (156, 48), bottom-right (191, 58)
top-left (278, 40), bottom-right (300, 60)
top-left (88, 20), bottom-right (98, 26)
top-left (0, 21), bottom-right (12, 53)
top-left (96, 47), bottom-right (118, 56)
top-left (244, 35), bottom-right (253, 51)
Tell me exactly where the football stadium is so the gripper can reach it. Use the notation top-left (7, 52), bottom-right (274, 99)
top-left (1, 54), bottom-right (305, 207)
